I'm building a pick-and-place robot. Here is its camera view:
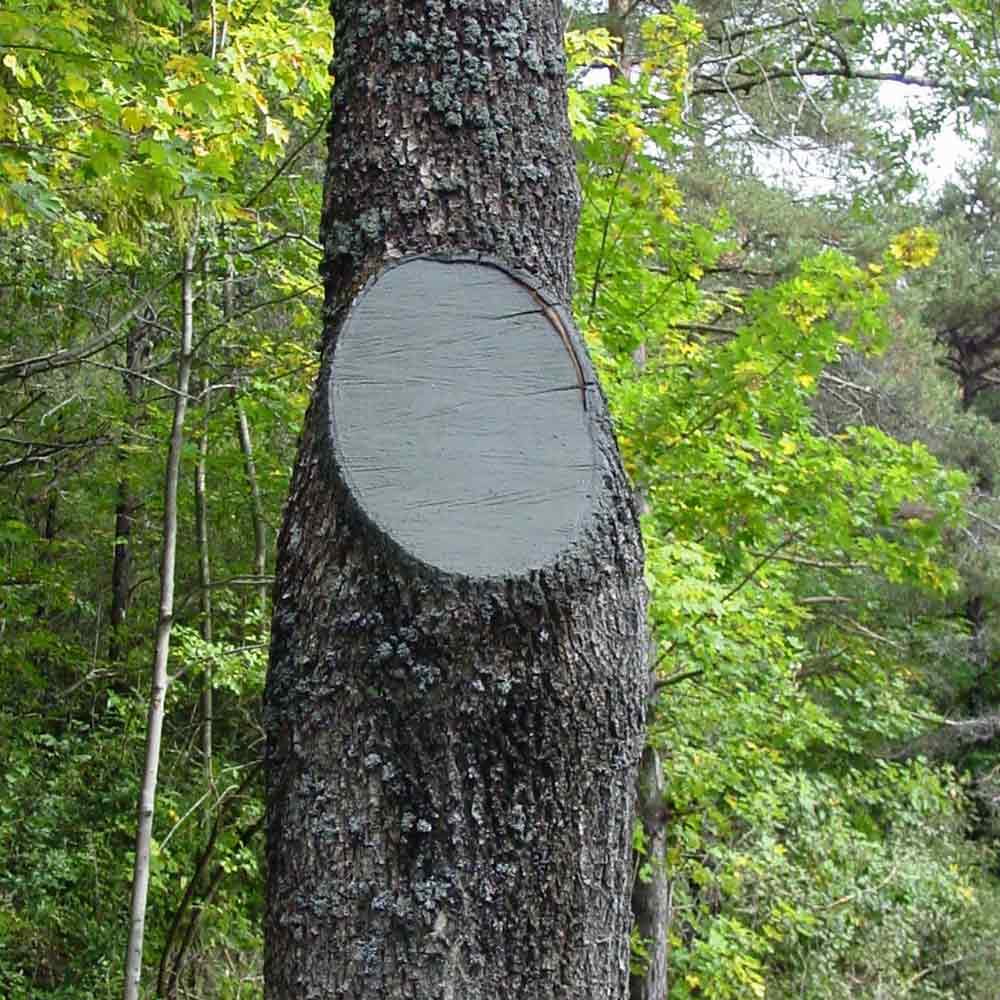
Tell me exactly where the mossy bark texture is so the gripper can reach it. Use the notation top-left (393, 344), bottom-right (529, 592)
top-left (265, 2), bottom-right (649, 998)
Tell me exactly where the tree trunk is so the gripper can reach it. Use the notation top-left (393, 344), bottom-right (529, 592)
top-left (606, 0), bottom-right (634, 82)
top-left (109, 476), bottom-right (136, 665)
top-left (265, 3), bottom-right (648, 999)
top-left (110, 314), bottom-right (151, 665)
top-left (233, 395), bottom-right (268, 617)
top-left (630, 744), bottom-right (669, 1000)
top-left (195, 396), bottom-right (214, 787)
top-left (123, 237), bottom-right (198, 1000)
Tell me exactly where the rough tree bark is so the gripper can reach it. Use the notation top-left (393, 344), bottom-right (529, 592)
top-left (630, 744), bottom-right (669, 1000)
top-left (265, 3), bottom-right (648, 998)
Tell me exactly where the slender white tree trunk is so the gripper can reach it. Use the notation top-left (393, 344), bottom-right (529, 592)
top-left (195, 396), bottom-right (214, 790)
top-left (123, 236), bottom-right (198, 1000)
top-left (234, 397), bottom-right (268, 616)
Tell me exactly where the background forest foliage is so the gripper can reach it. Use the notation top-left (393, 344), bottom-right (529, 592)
top-left (3, 0), bottom-right (1000, 997)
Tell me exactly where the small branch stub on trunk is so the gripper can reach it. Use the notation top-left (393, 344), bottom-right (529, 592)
top-left (329, 255), bottom-right (598, 577)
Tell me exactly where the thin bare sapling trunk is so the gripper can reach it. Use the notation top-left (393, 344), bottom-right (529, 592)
top-left (227, 255), bottom-right (268, 619)
top-left (195, 396), bottom-right (214, 788)
top-left (233, 396), bottom-right (268, 617)
top-left (123, 236), bottom-right (198, 1000)
top-left (109, 312), bottom-right (151, 665)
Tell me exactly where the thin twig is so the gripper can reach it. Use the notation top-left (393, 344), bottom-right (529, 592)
top-left (588, 148), bottom-right (632, 319)
top-left (653, 668), bottom-right (704, 691)
top-left (657, 530), bottom-right (802, 668)
top-left (244, 111), bottom-right (332, 207)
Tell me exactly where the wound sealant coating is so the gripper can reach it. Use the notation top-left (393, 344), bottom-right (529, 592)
top-left (329, 258), bottom-right (596, 577)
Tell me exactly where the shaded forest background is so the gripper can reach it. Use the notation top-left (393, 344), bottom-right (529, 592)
top-left (4, 0), bottom-right (1000, 996)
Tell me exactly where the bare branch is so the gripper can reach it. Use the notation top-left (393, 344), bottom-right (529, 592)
top-left (0, 271), bottom-right (181, 385)
top-left (244, 110), bottom-right (332, 208)
top-left (653, 667), bottom-right (704, 691)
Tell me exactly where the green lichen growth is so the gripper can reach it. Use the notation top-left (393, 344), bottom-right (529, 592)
top-left (462, 52), bottom-right (491, 91)
top-left (531, 85), bottom-right (550, 120)
top-left (463, 16), bottom-right (483, 46)
top-left (357, 207), bottom-right (384, 240)
top-left (467, 103), bottom-right (492, 129)
top-left (478, 127), bottom-right (499, 154)
top-left (391, 28), bottom-right (425, 63)
top-left (430, 79), bottom-right (464, 127)
top-left (522, 39), bottom-right (543, 74)
top-left (329, 220), bottom-right (357, 258)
